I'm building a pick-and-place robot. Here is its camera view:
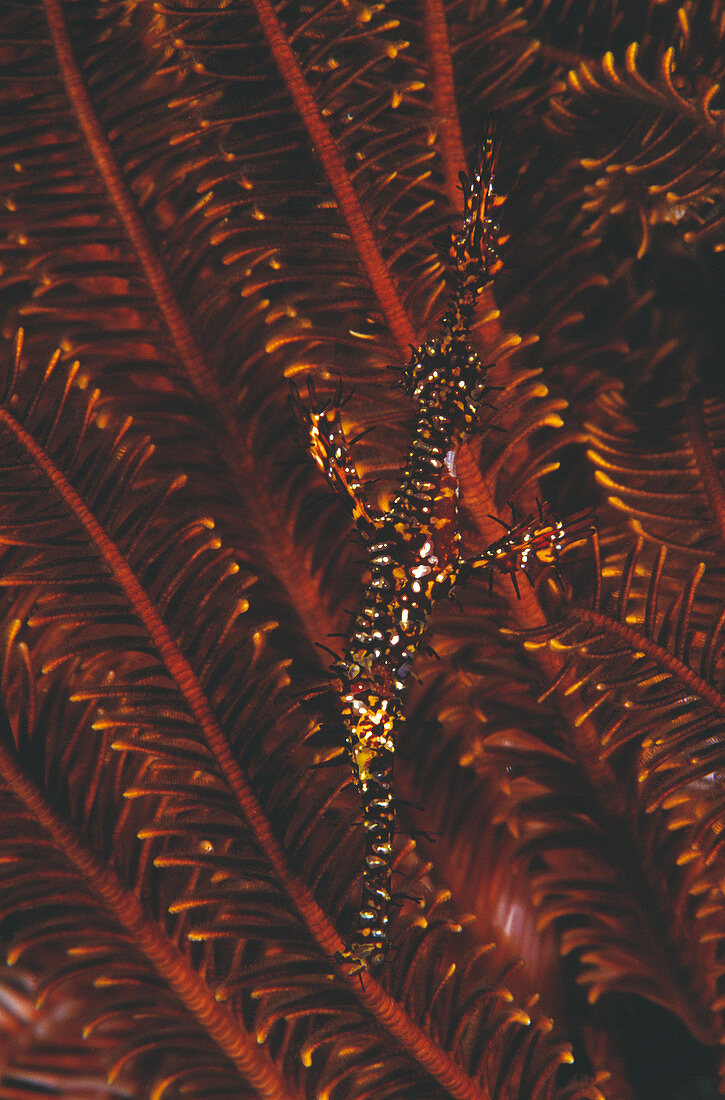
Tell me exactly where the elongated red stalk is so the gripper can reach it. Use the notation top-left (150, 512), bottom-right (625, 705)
top-left (249, 0), bottom-right (418, 355)
top-left (41, 0), bottom-right (228, 421)
top-left (0, 703), bottom-right (293, 1100)
top-left (577, 607), bottom-right (725, 716)
top-left (421, 0), bottom-right (468, 212)
top-left (41, 0), bottom-right (337, 649)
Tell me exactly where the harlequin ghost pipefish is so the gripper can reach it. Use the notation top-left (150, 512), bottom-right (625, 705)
top-left (293, 127), bottom-right (594, 971)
